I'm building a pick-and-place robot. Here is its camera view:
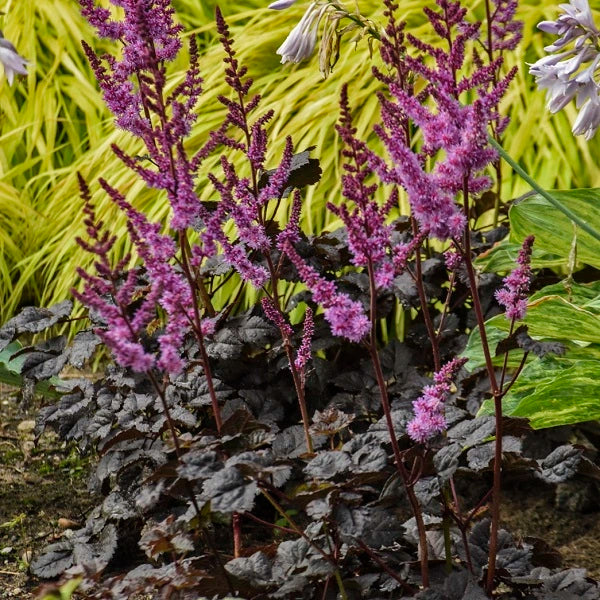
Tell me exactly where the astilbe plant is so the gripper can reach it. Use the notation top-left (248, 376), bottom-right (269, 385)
top-left (12, 0), bottom-right (600, 599)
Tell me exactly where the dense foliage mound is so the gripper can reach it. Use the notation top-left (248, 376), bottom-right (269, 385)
top-left (1, 0), bottom-right (600, 599)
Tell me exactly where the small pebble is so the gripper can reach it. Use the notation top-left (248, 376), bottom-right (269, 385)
top-left (17, 420), bottom-right (35, 433)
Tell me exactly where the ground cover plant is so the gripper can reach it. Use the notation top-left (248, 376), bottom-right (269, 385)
top-left (2, 0), bottom-right (600, 599)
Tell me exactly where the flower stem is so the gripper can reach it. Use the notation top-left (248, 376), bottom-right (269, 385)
top-left (367, 261), bottom-right (429, 588)
top-left (460, 175), bottom-right (501, 595)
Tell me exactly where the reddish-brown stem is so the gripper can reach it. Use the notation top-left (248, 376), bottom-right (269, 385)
top-left (460, 176), bottom-right (501, 595)
top-left (357, 540), bottom-right (416, 593)
top-left (435, 271), bottom-right (456, 343)
top-left (465, 488), bottom-right (493, 526)
top-left (499, 319), bottom-right (516, 391)
top-left (502, 351), bottom-right (529, 396)
top-left (145, 371), bottom-right (233, 593)
top-left (232, 513), bottom-right (242, 558)
top-left (411, 219), bottom-right (441, 371)
top-left (449, 477), bottom-right (475, 574)
top-left (265, 255), bottom-right (314, 454)
top-left (366, 261), bottom-right (429, 588)
top-left (260, 488), bottom-right (349, 600)
top-left (242, 511), bottom-right (296, 536)
top-left (178, 232), bottom-right (223, 434)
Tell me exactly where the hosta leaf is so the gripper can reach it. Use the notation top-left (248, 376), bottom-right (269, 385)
top-left (479, 355), bottom-right (600, 429)
top-left (464, 281), bottom-right (600, 371)
top-left (509, 189), bottom-right (600, 269)
top-left (476, 240), bottom-right (565, 273)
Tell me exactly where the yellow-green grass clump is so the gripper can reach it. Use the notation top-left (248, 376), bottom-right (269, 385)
top-left (0, 0), bottom-right (599, 322)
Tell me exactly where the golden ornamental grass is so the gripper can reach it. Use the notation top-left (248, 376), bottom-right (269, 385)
top-left (0, 0), bottom-right (599, 322)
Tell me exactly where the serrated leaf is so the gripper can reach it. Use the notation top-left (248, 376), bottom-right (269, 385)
top-left (273, 425), bottom-right (324, 458)
top-left (72, 523), bottom-right (118, 571)
top-left (203, 467), bottom-right (258, 513)
top-left (537, 445), bottom-right (582, 483)
top-left (273, 536), bottom-right (332, 581)
top-left (258, 147), bottom-right (321, 197)
top-left (206, 328), bottom-right (243, 359)
top-left (0, 323), bottom-right (16, 353)
top-left (20, 336), bottom-right (68, 381)
top-left (433, 443), bottom-right (462, 482)
top-left (66, 331), bottom-right (101, 368)
top-left (447, 416), bottom-right (496, 448)
top-left (3, 301), bottom-right (72, 337)
top-left (236, 315), bottom-right (276, 346)
top-left (304, 451), bottom-right (351, 480)
top-left (226, 552), bottom-right (273, 587)
top-left (178, 450), bottom-right (223, 482)
top-left (30, 541), bottom-right (74, 578)
top-left (466, 436), bottom-right (522, 471)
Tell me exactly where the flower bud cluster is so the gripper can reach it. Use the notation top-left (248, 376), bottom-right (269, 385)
top-left (495, 235), bottom-right (535, 321)
top-left (407, 357), bottom-right (467, 443)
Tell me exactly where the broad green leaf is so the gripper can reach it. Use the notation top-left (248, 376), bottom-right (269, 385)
top-left (476, 240), bottom-right (565, 273)
top-left (0, 341), bottom-right (61, 396)
top-left (510, 189), bottom-right (600, 269)
top-left (463, 281), bottom-right (600, 371)
top-left (468, 280), bottom-right (600, 429)
top-left (478, 355), bottom-right (600, 429)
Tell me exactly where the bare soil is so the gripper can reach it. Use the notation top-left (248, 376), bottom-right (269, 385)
top-left (1, 382), bottom-right (599, 598)
top-left (0, 384), bottom-right (93, 599)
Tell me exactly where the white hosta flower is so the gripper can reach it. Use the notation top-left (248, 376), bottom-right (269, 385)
top-left (275, 1), bottom-right (330, 64)
top-left (530, 0), bottom-right (600, 139)
top-left (268, 0), bottom-right (300, 9)
top-left (0, 33), bottom-right (27, 86)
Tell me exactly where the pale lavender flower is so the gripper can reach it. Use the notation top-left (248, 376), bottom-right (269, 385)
top-left (276, 1), bottom-right (330, 64)
top-left (0, 34), bottom-right (27, 86)
top-left (530, 0), bottom-right (600, 139)
top-left (495, 235), bottom-right (534, 321)
top-left (269, 0), bottom-right (300, 9)
top-left (407, 357), bottom-right (466, 444)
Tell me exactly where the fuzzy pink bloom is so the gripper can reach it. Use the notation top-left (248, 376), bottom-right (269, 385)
top-left (407, 357), bottom-right (466, 443)
top-left (495, 236), bottom-right (534, 321)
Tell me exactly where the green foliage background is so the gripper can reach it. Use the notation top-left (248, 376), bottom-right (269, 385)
top-left (0, 0), bottom-right (599, 321)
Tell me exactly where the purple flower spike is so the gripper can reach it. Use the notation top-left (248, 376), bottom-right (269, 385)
top-left (284, 242), bottom-right (369, 343)
top-left (407, 357), bottom-right (467, 444)
top-left (294, 307), bottom-right (314, 372)
top-left (495, 235), bottom-right (534, 321)
top-left (261, 297), bottom-right (293, 338)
